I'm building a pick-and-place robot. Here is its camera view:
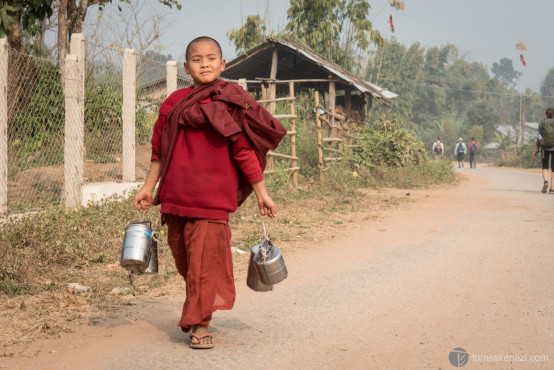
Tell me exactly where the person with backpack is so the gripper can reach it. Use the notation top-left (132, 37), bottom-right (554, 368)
top-left (454, 137), bottom-right (467, 168)
top-left (432, 137), bottom-right (444, 160)
top-left (468, 137), bottom-right (479, 168)
top-left (533, 107), bottom-right (554, 193)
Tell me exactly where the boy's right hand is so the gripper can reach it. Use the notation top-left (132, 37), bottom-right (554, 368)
top-left (134, 189), bottom-right (153, 213)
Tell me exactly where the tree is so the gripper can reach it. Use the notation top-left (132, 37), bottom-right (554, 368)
top-left (85, 0), bottom-right (177, 89)
top-left (491, 58), bottom-right (520, 87)
top-left (466, 104), bottom-right (500, 141)
top-left (57, 0), bottom-right (181, 86)
top-left (285, 0), bottom-right (341, 60)
top-left (227, 15), bottom-right (267, 55)
top-left (367, 38), bottom-right (425, 122)
top-left (411, 44), bottom-right (457, 124)
top-left (540, 66), bottom-right (554, 98)
top-left (285, 0), bottom-right (379, 71)
top-left (1, 0), bottom-right (181, 81)
top-left (336, 0), bottom-right (381, 72)
top-left (0, 0), bottom-right (54, 52)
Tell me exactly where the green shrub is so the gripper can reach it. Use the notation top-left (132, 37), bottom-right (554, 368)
top-left (352, 114), bottom-right (427, 170)
top-left (520, 144), bottom-right (541, 168)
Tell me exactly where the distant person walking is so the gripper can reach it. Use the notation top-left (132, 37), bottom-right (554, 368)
top-left (468, 137), bottom-right (479, 168)
top-left (432, 137), bottom-right (444, 160)
top-left (533, 107), bottom-right (554, 193)
top-left (454, 137), bottom-right (467, 168)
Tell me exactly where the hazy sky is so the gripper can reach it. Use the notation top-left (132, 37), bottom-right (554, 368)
top-left (122, 0), bottom-right (552, 93)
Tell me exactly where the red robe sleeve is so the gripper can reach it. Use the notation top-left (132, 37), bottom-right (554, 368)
top-left (231, 134), bottom-right (263, 184)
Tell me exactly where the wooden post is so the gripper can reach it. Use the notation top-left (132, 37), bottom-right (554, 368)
top-left (362, 93), bottom-right (369, 122)
top-left (315, 91), bottom-right (324, 182)
top-left (345, 87), bottom-right (351, 112)
top-left (289, 81), bottom-right (297, 188)
top-left (0, 38), bottom-right (7, 215)
top-left (269, 47), bottom-right (278, 114)
top-left (166, 60), bottom-right (177, 96)
top-left (329, 80), bottom-right (336, 138)
top-left (64, 55), bottom-right (84, 208)
top-left (122, 48), bottom-right (136, 182)
top-left (260, 85), bottom-right (269, 109)
top-left (260, 85), bottom-right (274, 172)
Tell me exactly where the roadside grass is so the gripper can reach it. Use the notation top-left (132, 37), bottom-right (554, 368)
top-left (0, 160), bottom-right (454, 348)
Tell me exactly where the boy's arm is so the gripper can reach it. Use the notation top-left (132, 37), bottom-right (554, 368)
top-left (231, 134), bottom-right (276, 217)
top-left (251, 180), bottom-right (276, 218)
top-left (133, 160), bottom-right (161, 213)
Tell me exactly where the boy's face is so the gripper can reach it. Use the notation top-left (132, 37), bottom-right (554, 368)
top-left (184, 40), bottom-right (225, 88)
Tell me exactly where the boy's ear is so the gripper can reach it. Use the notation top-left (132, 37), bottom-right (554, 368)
top-left (184, 62), bottom-right (190, 75)
top-left (220, 59), bottom-right (226, 72)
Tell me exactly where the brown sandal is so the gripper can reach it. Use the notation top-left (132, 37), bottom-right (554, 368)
top-left (189, 333), bottom-right (215, 349)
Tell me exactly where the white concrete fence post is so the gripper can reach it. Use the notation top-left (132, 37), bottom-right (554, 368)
top-left (238, 78), bottom-right (247, 90)
top-left (166, 60), bottom-right (178, 96)
top-left (0, 38), bottom-right (8, 215)
top-left (70, 33), bottom-right (86, 93)
top-left (122, 48), bottom-right (136, 182)
top-left (64, 54), bottom-right (85, 208)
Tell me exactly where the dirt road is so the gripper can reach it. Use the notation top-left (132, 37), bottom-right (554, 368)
top-left (3, 166), bottom-right (553, 369)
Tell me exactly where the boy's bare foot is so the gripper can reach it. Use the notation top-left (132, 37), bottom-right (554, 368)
top-left (190, 325), bottom-right (214, 349)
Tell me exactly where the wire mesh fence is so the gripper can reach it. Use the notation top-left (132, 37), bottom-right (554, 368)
top-left (2, 37), bottom-right (299, 216)
top-left (6, 48), bottom-right (66, 213)
top-left (84, 46), bottom-right (124, 183)
top-left (1, 39), bottom-right (196, 215)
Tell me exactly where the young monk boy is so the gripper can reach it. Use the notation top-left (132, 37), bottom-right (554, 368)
top-left (133, 36), bottom-right (286, 349)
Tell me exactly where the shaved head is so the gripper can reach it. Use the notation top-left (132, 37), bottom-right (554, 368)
top-left (185, 36), bottom-right (222, 61)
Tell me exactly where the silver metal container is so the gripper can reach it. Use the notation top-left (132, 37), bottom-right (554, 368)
top-left (253, 239), bottom-right (287, 286)
top-left (120, 221), bottom-right (157, 275)
top-left (141, 236), bottom-right (158, 275)
top-left (246, 243), bottom-right (274, 292)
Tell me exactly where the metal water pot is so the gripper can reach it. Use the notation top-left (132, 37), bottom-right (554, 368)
top-left (253, 238), bottom-right (287, 286)
top-left (141, 236), bottom-right (158, 275)
top-left (246, 242), bottom-right (274, 292)
top-left (120, 220), bottom-right (158, 275)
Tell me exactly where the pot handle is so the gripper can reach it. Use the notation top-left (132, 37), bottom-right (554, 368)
top-left (135, 209), bottom-right (152, 229)
top-left (258, 238), bottom-right (274, 262)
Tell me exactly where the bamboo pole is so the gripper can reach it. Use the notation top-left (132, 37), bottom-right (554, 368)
top-left (0, 39), bottom-right (7, 215)
top-left (269, 47), bottom-right (278, 115)
top-left (260, 85), bottom-right (274, 172)
top-left (257, 97), bottom-right (296, 103)
top-left (255, 78), bottom-right (343, 83)
top-left (267, 152), bottom-right (298, 160)
top-left (329, 81), bottom-right (336, 138)
top-left (273, 114), bottom-right (297, 119)
top-left (315, 91), bottom-right (324, 182)
top-left (318, 106), bottom-right (346, 121)
top-left (289, 81), bottom-right (297, 187)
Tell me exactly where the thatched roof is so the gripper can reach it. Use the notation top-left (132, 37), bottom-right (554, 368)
top-left (221, 38), bottom-right (397, 105)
